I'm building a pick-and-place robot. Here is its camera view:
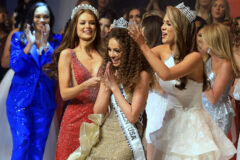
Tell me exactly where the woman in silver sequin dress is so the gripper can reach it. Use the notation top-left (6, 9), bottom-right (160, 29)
top-left (199, 23), bottom-right (239, 135)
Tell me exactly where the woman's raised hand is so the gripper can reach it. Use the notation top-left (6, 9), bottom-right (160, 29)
top-left (104, 62), bottom-right (118, 91)
top-left (128, 22), bottom-right (145, 47)
top-left (25, 24), bottom-right (36, 44)
top-left (40, 24), bottom-right (50, 47)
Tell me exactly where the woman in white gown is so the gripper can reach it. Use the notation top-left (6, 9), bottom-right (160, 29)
top-left (128, 2), bottom-right (237, 160)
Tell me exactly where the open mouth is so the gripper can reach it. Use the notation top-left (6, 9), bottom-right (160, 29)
top-left (111, 58), bottom-right (120, 65)
top-left (83, 29), bottom-right (92, 34)
top-left (162, 32), bottom-right (167, 39)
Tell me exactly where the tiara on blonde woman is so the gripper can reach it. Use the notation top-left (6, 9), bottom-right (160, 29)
top-left (71, 4), bottom-right (99, 19)
top-left (176, 2), bottom-right (196, 23)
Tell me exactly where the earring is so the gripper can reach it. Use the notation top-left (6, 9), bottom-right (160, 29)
top-left (207, 48), bottom-right (211, 54)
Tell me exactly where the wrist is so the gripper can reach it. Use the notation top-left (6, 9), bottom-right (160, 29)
top-left (110, 83), bottom-right (119, 92)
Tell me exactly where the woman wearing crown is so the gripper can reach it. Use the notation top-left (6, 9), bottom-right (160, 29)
top-left (128, 3), bottom-right (236, 160)
top-left (66, 17), bottom-right (152, 160)
top-left (45, 4), bottom-right (103, 160)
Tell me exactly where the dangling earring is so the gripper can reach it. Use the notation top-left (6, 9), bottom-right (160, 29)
top-left (207, 48), bottom-right (211, 54)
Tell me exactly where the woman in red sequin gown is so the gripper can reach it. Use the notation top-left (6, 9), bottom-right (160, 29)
top-left (45, 4), bottom-right (103, 160)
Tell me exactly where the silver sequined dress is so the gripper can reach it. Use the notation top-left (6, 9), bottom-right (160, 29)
top-left (202, 58), bottom-right (234, 135)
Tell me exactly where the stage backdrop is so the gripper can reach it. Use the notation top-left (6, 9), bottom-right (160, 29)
top-left (228, 0), bottom-right (240, 18)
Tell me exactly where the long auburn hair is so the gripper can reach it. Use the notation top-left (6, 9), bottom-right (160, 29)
top-left (44, 9), bottom-right (102, 79)
top-left (103, 28), bottom-right (153, 93)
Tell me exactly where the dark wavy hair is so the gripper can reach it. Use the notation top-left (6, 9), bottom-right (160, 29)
top-left (45, 9), bottom-right (102, 79)
top-left (20, 2), bottom-right (55, 45)
top-left (103, 28), bottom-right (153, 93)
top-left (0, 6), bottom-right (12, 34)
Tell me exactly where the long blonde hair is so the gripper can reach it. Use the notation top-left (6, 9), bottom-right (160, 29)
top-left (203, 23), bottom-right (240, 77)
top-left (166, 6), bottom-right (197, 89)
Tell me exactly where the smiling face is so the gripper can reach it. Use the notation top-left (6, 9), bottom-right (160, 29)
top-left (161, 14), bottom-right (175, 44)
top-left (77, 11), bottom-right (96, 41)
top-left (33, 6), bottom-right (50, 32)
top-left (211, 0), bottom-right (226, 21)
top-left (108, 38), bottom-right (122, 67)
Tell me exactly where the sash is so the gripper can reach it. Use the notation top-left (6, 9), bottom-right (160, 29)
top-left (111, 87), bottom-right (146, 160)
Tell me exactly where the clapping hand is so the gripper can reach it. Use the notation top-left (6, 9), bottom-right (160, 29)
top-left (104, 62), bottom-right (118, 91)
top-left (40, 23), bottom-right (50, 48)
top-left (25, 24), bottom-right (36, 44)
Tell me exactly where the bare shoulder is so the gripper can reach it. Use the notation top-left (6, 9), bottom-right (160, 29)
top-left (59, 48), bottom-right (72, 64)
top-left (152, 44), bottom-right (170, 59)
top-left (185, 51), bottom-right (202, 61)
top-left (60, 48), bottom-right (72, 58)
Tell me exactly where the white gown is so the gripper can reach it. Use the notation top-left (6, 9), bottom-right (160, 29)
top-left (150, 55), bottom-right (236, 160)
top-left (0, 69), bottom-right (59, 160)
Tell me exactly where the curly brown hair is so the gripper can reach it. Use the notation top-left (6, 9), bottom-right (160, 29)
top-left (102, 28), bottom-right (153, 93)
top-left (223, 18), bottom-right (240, 48)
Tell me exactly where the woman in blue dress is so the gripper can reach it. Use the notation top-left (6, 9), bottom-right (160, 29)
top-left (6, 2), bottom-right (62, 160)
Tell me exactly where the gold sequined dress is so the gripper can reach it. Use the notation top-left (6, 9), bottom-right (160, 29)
top-left (86, 109), bottom-right (133, 160)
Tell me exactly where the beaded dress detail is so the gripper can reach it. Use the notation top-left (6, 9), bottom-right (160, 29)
top-left (202, 58), bottom-right (234, 135)
top-left (55, 50), bottom-right (101, 160)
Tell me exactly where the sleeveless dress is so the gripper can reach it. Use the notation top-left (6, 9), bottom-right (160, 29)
top-left (67, 88), bottom-right (145, 160)
top-left (85, 91), bottom-right (138, 159)
top-left (55, 50), bottom-right (101, 160)
top-left (150, 55), bottom-right (236, 160)
top-left (145, 74), bottom-right (171, 143)
top-left (202, 58), bottom-right (234, 135)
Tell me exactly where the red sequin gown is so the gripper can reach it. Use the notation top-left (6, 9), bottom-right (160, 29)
top-left (55, 50), bottom-right (101, 160)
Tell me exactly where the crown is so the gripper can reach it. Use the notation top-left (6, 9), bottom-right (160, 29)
top-left (71, 4), bottom-right (99, 19)
top-left (176, 2), bottom-right (196, 23)
top-left (112, 17), bottom-right (129, 29)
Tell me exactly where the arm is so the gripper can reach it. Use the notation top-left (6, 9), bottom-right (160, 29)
top-left (58, 49), bottom-right (101, 101)
top-left (93, 82), bottom-right (111, 114)
top-left (9, 32), bottom-right (33, 72)
top-left (204, 62), bottom-right (234, 105)
top-left (140, 44), bottom-right (202, 81)
top-left (111, 71), bottom-right (150, 124)
top-left (128, 25), bottom-right (202, 81)
top-left (1, 28), bottom-right (19, 68)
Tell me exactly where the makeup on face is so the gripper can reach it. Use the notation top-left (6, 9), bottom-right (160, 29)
top-left (77, 12), bottom-right (96, 41)
top-left (108, 38), bottom-right (122, 67)
top-left (33, 6), bottom-right (50, 32)
top-left (161, 14), bottom-right (175, 44)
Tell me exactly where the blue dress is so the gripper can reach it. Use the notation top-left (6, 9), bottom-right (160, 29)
top-left (6, 32), bottom-right (62, 160)
top-left (202, 58), bottom-right (234, 135)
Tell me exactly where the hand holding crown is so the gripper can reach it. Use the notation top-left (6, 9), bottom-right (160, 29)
top-left (128, 21), bottom-right (146, 47)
